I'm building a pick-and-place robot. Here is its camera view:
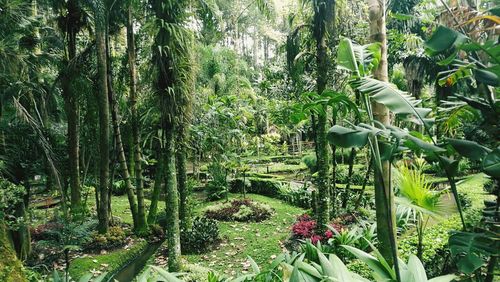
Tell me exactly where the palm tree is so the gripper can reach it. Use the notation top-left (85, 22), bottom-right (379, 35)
top-left (312, 0), bottom-right (334, 233)
top-left (95, 0), bottom-right (110, 234)
top-left (151, 0), bottom-right (194, 271)
top-left (396, 164), bottom-right (453, 260)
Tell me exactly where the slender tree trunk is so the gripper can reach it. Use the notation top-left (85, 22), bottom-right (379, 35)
top-left (164, 130), bottom-right (181, 271)
top-left (368, 0), bottom-right (397, 267)
top-left (95, 0), bottom-right (110, 234)
top-left (127, 0), bottom-right (147, 232)
top-left (106, 36), bottom-right (141, 231)
top-left (354, 155), bottom-right (372, 209)
top-left (342, 148), bottom-right (356, 208)
top-left (108, 87), bottom-right (140, 227)
top-left (177, 143), bottom-right (190, 231)
top-left (313, 0), bottom-right (334, 233)
top-left (61, 5), bottom-right (81, 217)
top-left (147, 150), bottom-right (164, 225)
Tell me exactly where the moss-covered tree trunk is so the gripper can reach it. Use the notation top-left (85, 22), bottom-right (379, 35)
top-left (367, 0), bottom-right (397, 266)
top-left (61, 0), bottom-right (82, 217)
top-left (177, 126), bottom-right (190, 231)
top-left (95, 0), bottom-right (110, 234)
top-left (127, 0), bottom-right (147, 233)
top-left (164, 130), bottom-right (181, 271)
top-left (312, 0), bottom-right (334, 232)
top-left (0, 222), bottom-right (26, 282)
top-left (147, 150), bottom-right (163, 225)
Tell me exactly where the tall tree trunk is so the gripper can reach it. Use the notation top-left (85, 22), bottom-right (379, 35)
top-left (106, 35), bottom-right (143, 231)
top-left (127, 0), bottom-right (147, 232)
top-left (177, 142), bottom-right (189, 231)
top-left (95, 0), bottom-right (110, 234)
top-left (342, 148), bottom-right (356, 208)
top-left (63, 1), bottom-right (81, 217)
top-left (312, 0), bottom-right (334, 233)
top-left (368, 0), bottom-right (397, 267)
top-left (147, 149), bottom-right (163, 225)
top-left (164, 130), bottom-right (181, 271)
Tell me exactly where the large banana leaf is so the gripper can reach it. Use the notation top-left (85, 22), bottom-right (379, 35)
top-left (425, 25), bottom-right (468, 56)
top-left (352, 77), bottom-right (432, 126)
top-left (337, 38), bottom-right (381, 76)
top-left (482, 148), bottom-right (500, 178)
top-left (327, 124), bottom-right (443, 154)
top-left (447, 138), bottom-right (491, 161)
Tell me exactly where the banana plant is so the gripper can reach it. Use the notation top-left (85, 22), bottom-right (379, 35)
top-left (328, 37), bottom-right (473, 280)
top-left (425, 21), bottom-right (499, 281)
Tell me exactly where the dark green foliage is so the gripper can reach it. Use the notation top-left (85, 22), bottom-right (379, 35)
top-left (181, 217), bottom-right (219, 254)
top-left (229, 177), bottom-right (281, 197)
top-left (302, 154), bottom-right (317, 173)
top-left (111, 180), bottom-right (127, 196)
top-left (204, 199), bottom-right (274, 222)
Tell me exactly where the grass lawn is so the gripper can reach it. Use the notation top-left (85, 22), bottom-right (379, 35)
top-left (185, 193), bottom-right (305, 277)
top-left (69, 239), bottom-right (147, 279)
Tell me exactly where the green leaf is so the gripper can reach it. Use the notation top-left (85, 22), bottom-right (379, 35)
top-left (77, 273), bottom-right (93, 282)
top-left (482, 148), bottom-right (500, 177)
top-left (149, 266), bottom-right (184, 282)
top-left (342, 245), bottom-right (394, 280)
top-left (475, 68), bottom-right (500, 86)
top-left (456, 253), bottom-right (485, 274)
top-left (448, 138), bottom-right (491, 161)
top-left (449, 232), bottom-right (497, 274)
top-left (407, 255), bottom-right (428, 281)
top-left (425, 25), bottom-right (468, 55)
top-left (353, 77), bottom-right (432, 126)
top-left (327, 125), bottom-right (371, 148)
top-left (338, 38), bottom-right (359, 75)
top-left (247, 256), bottom-right (260, 274)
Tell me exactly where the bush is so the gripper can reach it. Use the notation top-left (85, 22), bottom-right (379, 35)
top-left (181, 217), bottom-right (219, 254)
top-left (302, 154), bottom-right (317, 173)
top-left (204, 199), bottom-right (274, 222)
top-left (112, 180), bottom-right (127, 196)
top-left (89, 226), bottom-right (127, 250)
top-left (278, 182), bottom-right (312, 209)
top-left (229, 177), bottom-right (282, 196)
top-left (206, 162), bottom-right (228, 201)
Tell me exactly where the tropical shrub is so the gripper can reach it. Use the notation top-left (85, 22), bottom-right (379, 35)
top-left (206, 162), bottom-right (228, 201)
top-left (204, 199), bottom-right (274, 222)
top-left (181, 217), bottom-right (219, 254)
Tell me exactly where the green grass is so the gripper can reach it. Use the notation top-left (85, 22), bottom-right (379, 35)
top-left (69, 239), bottom-right (147, 280)
top-left (85, 193), bottom-right (165, 225)
top-left (185, 193), bottom-right (305, 277)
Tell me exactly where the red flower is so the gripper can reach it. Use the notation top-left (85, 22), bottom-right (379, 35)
top-left (324, 229), bottom-right (333, 239)
top-left (311, 235), bottom-right (322, 244)
top-left (292, 220), bottom-right (316, 238)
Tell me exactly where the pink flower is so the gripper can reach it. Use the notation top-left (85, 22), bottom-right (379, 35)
top-left (324, 230), bottom-right (333, 239)
top-left (310, 235), bottom-right (322, 244)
